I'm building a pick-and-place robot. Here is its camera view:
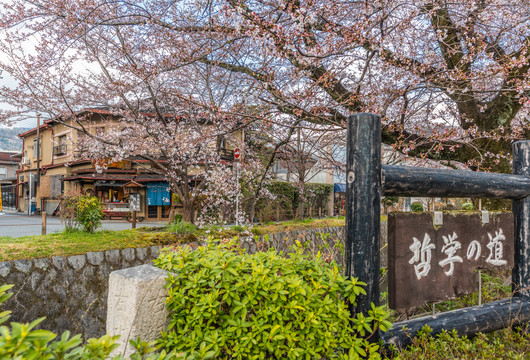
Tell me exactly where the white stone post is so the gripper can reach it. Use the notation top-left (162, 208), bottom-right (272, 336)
top-left (107, 265), bottom-right (170, 358)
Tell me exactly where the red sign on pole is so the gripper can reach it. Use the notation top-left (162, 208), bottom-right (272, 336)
top-left (234, 148), bottom-right (241, 160)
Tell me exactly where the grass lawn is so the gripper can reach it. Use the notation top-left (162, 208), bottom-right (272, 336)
top-left (0, 228), bottom-right (181, 261)
top-left (0, 218), bottom-right (346, 261)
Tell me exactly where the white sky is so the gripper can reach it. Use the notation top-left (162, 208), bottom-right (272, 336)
top-left (0, 67), bottom-right (40, 129)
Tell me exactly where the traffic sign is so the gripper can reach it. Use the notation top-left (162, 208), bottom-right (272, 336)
top-left (234, 148), bottom-right (241, 160)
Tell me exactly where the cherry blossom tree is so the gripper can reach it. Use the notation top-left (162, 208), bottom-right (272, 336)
top-left (272, 123), bottom-right (337, 218)
top-left (0, 0), bottom-right (528, 222)
top-left (77, 107), bottom-right (242, 223)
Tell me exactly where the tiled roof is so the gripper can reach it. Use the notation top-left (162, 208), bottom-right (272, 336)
top-left (0, 152), bottom-right (20, 163)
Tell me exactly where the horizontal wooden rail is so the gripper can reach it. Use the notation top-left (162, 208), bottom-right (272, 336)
top-left (381, 296), bottom-right (530, 349)
top-left (382, 165), bottom-right (530, 199)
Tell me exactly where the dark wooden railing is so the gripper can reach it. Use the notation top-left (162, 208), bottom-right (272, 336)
top-left (346, 113), bottom-right (530, 349)
top-left (219, 148), bottom-right (234, 160)
top-left (53, 144), bottom-right (67, 156)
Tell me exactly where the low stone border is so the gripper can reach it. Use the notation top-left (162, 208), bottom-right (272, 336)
top-left (0, 246), bottom-right (161, 339)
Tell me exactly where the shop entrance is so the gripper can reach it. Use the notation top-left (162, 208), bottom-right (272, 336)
top-left (146, 182), bottom-right (171, 220)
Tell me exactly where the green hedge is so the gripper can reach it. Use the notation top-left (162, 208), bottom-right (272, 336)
top-left (256, 181), bottom-right (333, 221)
top-left (155, 241), bottom-right (391, 359)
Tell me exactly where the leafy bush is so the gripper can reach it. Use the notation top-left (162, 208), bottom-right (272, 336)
top-left (75, 196), bottom-right (104, 233)
top-left (382, 196), bottom-right (399, 208)
top-left (231, 225), bottom-right (245, 232)
top-left (462, 202), bottom-right (474, 211)
top-left (0, 284), bottom-right (182, 359)
top-left (155, 241), bottom-right (391, 359)
top-left (410, 202), bottom-right (424, 212)
top-left (167, 220), bottom-right (197, 235)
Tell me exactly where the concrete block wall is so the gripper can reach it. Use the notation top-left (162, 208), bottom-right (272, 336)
top-left (0, 246), bottom-right (161, 339)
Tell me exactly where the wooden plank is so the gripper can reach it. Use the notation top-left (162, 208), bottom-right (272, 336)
top-left (382, 297), bottom-right (530, 349)
top-left (383, 165), bottom-right (530, 199)
top-left (513, 141), bottom-right (530, 297)
top-left (388, 212), bottom-right (514, 310)
top-left (346, 113), bottom-right (381, 320)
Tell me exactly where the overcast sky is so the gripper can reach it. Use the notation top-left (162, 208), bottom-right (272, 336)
top-left (0, 70), bottom-right (40, 129)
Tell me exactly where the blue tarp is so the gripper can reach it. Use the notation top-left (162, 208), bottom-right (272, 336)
top-left (146, 182), bottom-right (171, 206)
top-left (334, 183), bottom-right (346, 193)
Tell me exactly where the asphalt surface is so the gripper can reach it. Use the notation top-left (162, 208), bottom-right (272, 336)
top-left (0, 210), bottom-right (167, 237)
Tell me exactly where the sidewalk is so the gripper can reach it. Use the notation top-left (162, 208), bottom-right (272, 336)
top-left (0, 211), bottom-right (167, 238)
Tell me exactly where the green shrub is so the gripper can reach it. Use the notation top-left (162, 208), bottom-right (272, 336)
top-left (410, 202), bottom-right (424, 212)
top-left (167, 220), bottom-right (197, 235)
top-left (155, 241), bottom-right (391, 359)
top-left (250, 227), bottom-right (264, 236)
top-left (231, 225), bottom-right (245, 232)
top-left (173, 214), bottom-right (183, 223)
top-left (382, 196), bottom-right (399, 208)
top-left (75, 196), bottom-right (104, 233)
top-left (0, 284), bottom-right (182, 359)
top-left (462, 202), bottom-right (474, 211)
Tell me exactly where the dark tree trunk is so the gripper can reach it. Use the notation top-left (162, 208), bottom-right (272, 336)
top-left (181, 202), bottom-right (195, 223)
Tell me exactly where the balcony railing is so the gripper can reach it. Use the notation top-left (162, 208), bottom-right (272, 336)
top-left (219, 148), bottom-right (234, 160)
top-left (53, 144), bottom-right (67, 156)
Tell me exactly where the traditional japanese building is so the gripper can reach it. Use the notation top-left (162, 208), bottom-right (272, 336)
top-left (17, 109), bottom-right (240, 220)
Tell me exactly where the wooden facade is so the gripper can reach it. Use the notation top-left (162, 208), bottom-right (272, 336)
top-left (17, 109), bottom-right (242, 220)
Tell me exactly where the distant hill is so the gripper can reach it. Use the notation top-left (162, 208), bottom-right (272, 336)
top-left (0, 128), bottom-right (29, 152)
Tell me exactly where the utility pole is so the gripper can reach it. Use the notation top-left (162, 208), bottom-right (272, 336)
top-left (36, 113), bottom-right (41, 211)
top-left (28, 173), bottom-right (32, 215)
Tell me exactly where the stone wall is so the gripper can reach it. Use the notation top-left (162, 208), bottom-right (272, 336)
top-left (0, 224), bottom-right (388, 339)
top-left (0, 246), bottom-right (161, 339)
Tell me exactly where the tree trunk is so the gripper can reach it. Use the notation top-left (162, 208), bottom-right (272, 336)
top-left (182, 202), bottom-right (195, 223)
top-left (297, 184), bottom-right (304, 219)
top-left (249, 197), bottom-right (258, 224)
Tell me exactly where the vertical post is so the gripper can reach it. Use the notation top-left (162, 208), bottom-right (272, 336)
top-left (346, 113), bottom-right (381, 316)
top-left (513, 141), bottom-right (530, 297)
top-left (41, 211), bottom-right (47, 235)
top-left (28, 173), bottom-right (32, 215)
top-left (132, 211), bottom-right (137, 229)
top-left (36, 114), bottom-right (40, 187)
top-left (235, 163), bottom-right (240, 226)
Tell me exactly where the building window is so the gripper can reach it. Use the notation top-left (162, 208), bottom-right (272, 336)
top-left (33, 137), bottom-right (42, 158)
top-left (53, 135), bottom-right (67, 156)
top-left (0, 167), bottom-right (6, 179)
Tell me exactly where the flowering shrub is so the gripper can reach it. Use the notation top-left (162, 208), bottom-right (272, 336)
top-left (155, 241), bottom-right (391, 359)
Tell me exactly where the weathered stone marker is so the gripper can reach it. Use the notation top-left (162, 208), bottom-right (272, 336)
top-left (107, 265), bottom-right (169, 358)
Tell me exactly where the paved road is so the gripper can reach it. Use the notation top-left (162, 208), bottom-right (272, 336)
top-left (0, 210), bottom-right (167, 238)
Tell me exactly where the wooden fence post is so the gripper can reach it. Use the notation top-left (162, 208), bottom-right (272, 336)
top-left (513, 141), bottom-right (530, 297)
top-left (41, 211), bottom-right (47, 235)
top-left (346, 113), bottom-right (381, 319)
